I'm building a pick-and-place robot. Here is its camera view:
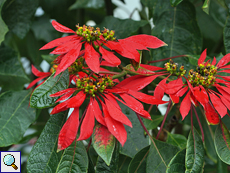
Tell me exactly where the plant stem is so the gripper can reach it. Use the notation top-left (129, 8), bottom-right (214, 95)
top-left (192, 105), bottom-right (204, 141)
top-left (118, 64), bottom-right (124, 70)
top-left (156, 100), bottom-right (172, 139)
top-left (87, 138), bottom-right (92, 152)
top-left (112, 71), bottom-right (127, 79)
top-left (147, 55), bottom-right (187, 64)
top-left (79, 104), bottom-right (89, 125)
top-left (98, 71), bottom-right (120, 75)
top-left (190, 107), bottom-right (193, 132)
top-left (136, 113), bottom-right (167, 167)
top-left (148, 104), bottom-right (153, 113)
top-left (82, 69), bottom-right (97, 79)
top-left (136, 113), bottom-right (150, 137)
top-left (69, 139), bottom-right (77, 170)
top-left (199, 104), bottom-right (215, 139)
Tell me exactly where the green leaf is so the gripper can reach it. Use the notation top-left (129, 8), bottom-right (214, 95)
top-left (0, 90), bottom-right (35, 147)
top-left (187, 54), bottom-right (212, 67)
top-left (98, 16), bottom-right (148, 39)
top-left (217, 156), bottom-right (228, 173)
top-left (195, 3), bottom-right (222, 52)
top-left (141, 0), bottom-right (157, 10)
top-left (226, 0), bottom-right (230, 13)
top-left (87, 151), bottom-right (95, 173)
top-left (166, 149), bottom-right (186, 173)
top-left (27, 111), bottom-right (67, 173)
top-left (140, 0), bottom-right (158, 18)
top-left (56, 141), bottom-right (88, 173)
top-left (143, 115), bottom-right (163, 130)
top-left (118, 154), bottom-right (132, 173)
top-left (224, 16), bottom-right (230, 54)
top-left (166, 133), bottom-right (187, 149)
top-left (31, 15), bottom-right (59, 43)
top-left (209, 0), bottom-right (227, 28)
top-left (152, 0), bottom-right (202, 67)
top-left (96, 142), bottom-right (119, 173)
top-left (0, 45), bottom-right (29, 90)
top-left (128, 145), bottom-right (150, 173)
top-left (187, 55), bottom-right (199, 66)
top-left (118, 103), bottom-right (149, 158)
top-left (92, 124), bottom-right (115, 166)
top-left (202, 115), bottom-right (217, 163)
top-left (20, 31), bottom-right (43, 66)
top-left (0, 0), bottom-right (8, 44)
top-left (2, 0), bottom-right (39, 39)
top-left (146, 139), bottom-right (180, 173)
top-left (185, 127), bottom-right (205, 173)
top-left (42, 54), bottom-right (58, 65)
top-left (202, 0), bottom-right (210, 14)
top-left (3, 30), bottom-right (44, 66)
top-left (30, 70), bottom-right (69, 108)
top-left (70, 0), bottom-right (105, 9)
top-left (40, 0), bottom-right (79, 29)
top-left (214, 122), bottom-right (230, 164)
top-left (170, 0), bottom-right (183, 7)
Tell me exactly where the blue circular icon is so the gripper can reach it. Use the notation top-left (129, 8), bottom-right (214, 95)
top-left (3, 154), bottom-right (15, 166)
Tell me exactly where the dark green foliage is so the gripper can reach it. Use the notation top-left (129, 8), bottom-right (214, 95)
top-left (0, 90), bottom-right (36, 146)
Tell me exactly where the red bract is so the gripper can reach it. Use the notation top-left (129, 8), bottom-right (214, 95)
top-left (40, 20), bottom-right (166, 76)
top-left (26, 65), bottom-right (51, 89)
top-left (50, 75), bottom-right (166, 150)
top-left (27, 61), bottom-right (82, 90)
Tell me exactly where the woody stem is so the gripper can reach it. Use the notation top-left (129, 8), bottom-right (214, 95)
top-left (156, 100), bottom-right (172, 139)
top-left (147, 55), bottom-right (187, 64)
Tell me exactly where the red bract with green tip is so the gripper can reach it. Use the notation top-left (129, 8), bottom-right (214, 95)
top-left (40, 20), bottom-right (166, 76)
top-left (92, 124), bottom-right (115, 166)
top-left (50, 75), bottom-right (166, 150)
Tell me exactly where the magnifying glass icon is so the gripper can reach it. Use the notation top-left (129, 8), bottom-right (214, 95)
top-left (3, 154), bottom-right (18, 170)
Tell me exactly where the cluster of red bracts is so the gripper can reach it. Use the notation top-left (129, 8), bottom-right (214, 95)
top-left (28, 20), bottom-right (230, 151)
top-left (39, 20), bottom-right (166, 77)
top-left (49, 76), bottom-right (166, 150)
top-left (27, 20), bottom-right (168, 151)
top-left (150, 49), bottom-right (230, 125)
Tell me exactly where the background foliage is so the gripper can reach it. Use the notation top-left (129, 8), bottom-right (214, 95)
top-left (1, 0), bottom-right (230, 172)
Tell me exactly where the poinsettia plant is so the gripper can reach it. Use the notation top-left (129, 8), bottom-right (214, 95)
top-left (1, 0), bottom-right (230, 172)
